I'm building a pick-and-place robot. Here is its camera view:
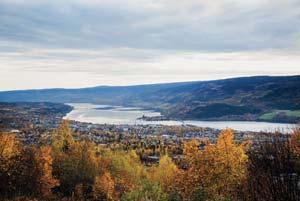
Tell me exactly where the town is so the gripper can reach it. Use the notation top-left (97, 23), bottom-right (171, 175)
top-left (0, 102), bottom-right (274, 148)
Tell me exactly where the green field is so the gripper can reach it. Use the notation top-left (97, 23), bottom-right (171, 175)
top-left (259, 110), bottom-right (300, 120)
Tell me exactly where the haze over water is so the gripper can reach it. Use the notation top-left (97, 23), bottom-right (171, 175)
top-left (64, 103), bottom-right (295, 133)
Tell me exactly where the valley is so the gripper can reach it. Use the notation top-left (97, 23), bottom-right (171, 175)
top-left (1, 76), bottom-right (300, 123)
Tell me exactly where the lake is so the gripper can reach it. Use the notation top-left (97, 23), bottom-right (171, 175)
top-left (64, 103), bottom-right (296, 133)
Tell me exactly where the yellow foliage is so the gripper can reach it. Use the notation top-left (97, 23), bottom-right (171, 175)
top-left (179, 129), bottom-right (249, 200)
top-left (52, 120), bottom-right (74, 153)
top-left (108, 150), bottom-right (145, 198)
top-left (0, 133), bottom-right (19, 160)
top-left (183, 138), bottom-right (200, 165)
top-left (200, 129), bottom-right (248, 199)
top-left (148, 155), bottom-right (178, 193)
top-left (0, 133), bottom-right (20, 175)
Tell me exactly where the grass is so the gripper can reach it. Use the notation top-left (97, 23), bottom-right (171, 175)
top-left (259, 110), bottom-right (300, 120)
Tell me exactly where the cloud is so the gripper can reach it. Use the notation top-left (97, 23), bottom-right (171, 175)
top-left (0, 45), bottom-right (299, 75)
top-left (0, 0), bottom-right (300, 51)
top-left (0, 0), bottom-right (299, 90)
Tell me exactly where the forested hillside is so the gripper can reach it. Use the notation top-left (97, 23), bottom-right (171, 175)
top-left (1, 121), bottom-right (300, 201)
top-left (1, 76), bottom-right (300, 123)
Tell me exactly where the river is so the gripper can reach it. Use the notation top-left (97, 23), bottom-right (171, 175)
top-left (64, 103), bottom-right (296, 133)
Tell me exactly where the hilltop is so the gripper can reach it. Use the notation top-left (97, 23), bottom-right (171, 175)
top-left (1, 76), bottom-right (300, 123)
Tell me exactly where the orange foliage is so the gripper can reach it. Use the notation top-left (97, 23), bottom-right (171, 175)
top-left (93, 172), bottom-right (115, 200)
top-left (35, 146), bottom-right (59, 198)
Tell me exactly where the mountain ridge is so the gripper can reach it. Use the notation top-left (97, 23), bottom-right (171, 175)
top-left (1, 75), bottom-right (300, 123)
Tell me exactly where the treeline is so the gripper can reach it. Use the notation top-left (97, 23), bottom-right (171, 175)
top-left (0, 120), bottom-right (300, 201)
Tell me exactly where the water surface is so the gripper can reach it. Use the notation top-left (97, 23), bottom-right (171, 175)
top-left (64, 103), bottom-right (296, 133)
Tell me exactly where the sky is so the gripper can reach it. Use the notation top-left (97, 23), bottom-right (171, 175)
top-left (0, 0), bottom-right (300, 91)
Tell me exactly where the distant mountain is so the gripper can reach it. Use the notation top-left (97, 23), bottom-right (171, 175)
top-left (1, 76), bottom-right (300, 123)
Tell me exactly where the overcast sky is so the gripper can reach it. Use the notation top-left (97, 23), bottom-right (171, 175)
top-left (0, 0), bottom-right (300, 91)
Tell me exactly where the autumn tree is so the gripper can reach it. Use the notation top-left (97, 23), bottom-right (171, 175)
top-left (0, 133), bottom-right (20, 198)
top-left (0, 134), bottom-right (58, 200)
top-left (51, 121), bottom-right (99, 198)
top-left (52, 142), bottom-right (99, 198)
top-left (148, 155), bottom-right (179, 194)
top-left (121, 179), bottom-right (168, 201)
top-left (173, 139), bottom-right (203, 200)
top-left (290, 126), bottom-right (300, 157)
top-left (108, 150), bottom-right (145, 199)
top-left (34, 146), bottom-right (59, 198)
top-left (0, 133), bottom-right (19, 159)
top-left (178, 129), bottom-right (248, 200)
top-left (52, 120), bottom-right (74, 153)
top-left (93, 172), bottom-right (115, 201)
top-left (75, 141), bottom-right (99, 198)
top-left (246, 132), bottom-right (300, 201)
top-left (199, 129), bottom-right (248, 200)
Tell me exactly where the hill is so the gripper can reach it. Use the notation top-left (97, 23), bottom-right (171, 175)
top-left (1, 76), bottom-right (300, 123)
